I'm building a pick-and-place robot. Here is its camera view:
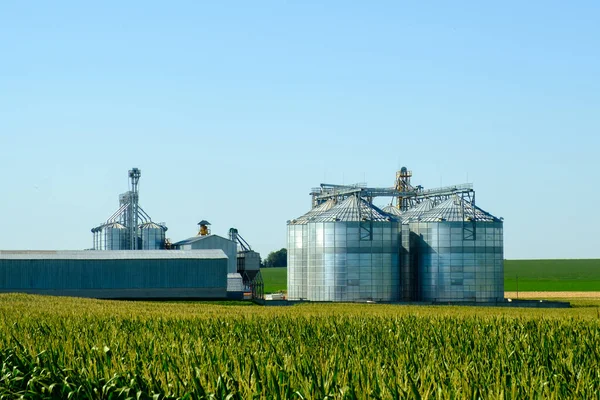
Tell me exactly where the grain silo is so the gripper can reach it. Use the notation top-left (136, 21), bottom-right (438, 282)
top-left (139, 222), bottom-right (168, 250)
top-left (409, 196), bottom-right (503, 302)
top-left (303, 195), bottom-right (400, 302)
top-left (293, 166), bottom-right (504, 304)
top-left (91, 168), bottom-right (168, 250)
top-left (287, 199), bottom-right (336, 300)
top-left (92, 222), bottom-right (127, 250)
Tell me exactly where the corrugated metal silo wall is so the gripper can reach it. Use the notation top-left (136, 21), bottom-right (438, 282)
top-left (97, 227), bottom-right (127, 250)
top-left (305, 220), bottom-right (400, 302)
top-left (409, 221), bottom-right (504, 302)
top-left (400, 223), bottom-right (418, 301)
top-left (287, 223), bottom-right (306, 300)
top-left (141, 228), bottom-right (165, 250)
top-left (286, 224), bottom-right (294, 298)
top-left (0, 258), bottom-right (227, 299)
top-left (301, 225), bottom-right (308, 299)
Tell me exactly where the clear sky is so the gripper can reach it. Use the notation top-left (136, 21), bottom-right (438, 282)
top-left (1, 1), bottom-right (598, 259)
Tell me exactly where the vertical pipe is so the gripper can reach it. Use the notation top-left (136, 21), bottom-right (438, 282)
top-left (128, 168), bottom-right (141, 250)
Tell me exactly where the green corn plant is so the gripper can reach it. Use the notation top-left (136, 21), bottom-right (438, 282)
top-left (0, 294), bottom-right (598, 399)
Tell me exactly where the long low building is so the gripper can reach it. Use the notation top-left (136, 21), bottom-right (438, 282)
top-left (0, 250), bottom-right (227, 299)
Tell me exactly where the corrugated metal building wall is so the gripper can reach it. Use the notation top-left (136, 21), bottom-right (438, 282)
top-left (0, 250), bottom-right (227, 299)
top-left (173, 235), bottom-right (237, 274)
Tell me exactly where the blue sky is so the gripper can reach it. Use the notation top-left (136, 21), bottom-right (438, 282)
top-left (1, 1), bottom-right (598, 259)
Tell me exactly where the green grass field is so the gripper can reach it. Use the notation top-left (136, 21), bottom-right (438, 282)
top-left (262, 259), bottom-right (600, 293)
top-left (504, 259), bottom-right (600, 291)
top-left (0, 294), bottom-right (599, 398)
top-left (261, 267), bottom-right (287, 293)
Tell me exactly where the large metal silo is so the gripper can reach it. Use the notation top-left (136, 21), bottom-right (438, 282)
top-left (93, 222), bottom-right (127, 250)
top-left (287, 199), bottom-right (336, 300)
top-left (304, 195), bottom-right (400, 302)
top-left (409, 196), bottom-right (503, 302)
top-left (139, 222), bottom-right (168, 250)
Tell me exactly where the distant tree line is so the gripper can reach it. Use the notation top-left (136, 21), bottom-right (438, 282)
top-left (261, 248), bottom-right (287, 268)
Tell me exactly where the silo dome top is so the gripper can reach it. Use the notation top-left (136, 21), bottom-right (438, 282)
top-left (138, 222), bottom-right (168, 231)
top-left (399, 199), bottom-right (436, 222)
top-left (289, 198), bottom-right (337, 225)
top-left (417, 196), bottom-right (501, 222)
top-left (382, 205), bottom-right (403, 216)
top-left (310, 195), bottom-right (396, 222)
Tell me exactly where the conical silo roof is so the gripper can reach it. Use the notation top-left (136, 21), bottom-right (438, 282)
top-left (417, 196), bottom-right (501, 222)
top-left (382, 205), bottom-right (403, 217)
top-left (92, 222), bottom-right (127, 233)
top-left (138, 222), bottom-right (168, 231)
top-left (289, 198), bottom-right (337, 225)
top-left (399, 198), bottom-right (435, 222)
top-left (311, 195), bottom-right (396, 222)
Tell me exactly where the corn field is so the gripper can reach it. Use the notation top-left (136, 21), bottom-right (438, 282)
top-left (0, 294), bottom-right (599, 399)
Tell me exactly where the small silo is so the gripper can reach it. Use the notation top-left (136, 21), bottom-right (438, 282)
top-left (139, 222), bottom-right (168, 250)
top-left (304, 195), bottom-right (400, 302)
top-left (287, 199), bottom-right (336, 300)
top-left (409, 196), bottom-right (503, 302)
top-left (92, 222), bottom-right (127, 250)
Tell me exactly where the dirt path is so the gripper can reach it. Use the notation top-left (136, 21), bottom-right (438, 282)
top-left (504, 291), bottom-right (600, 299)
